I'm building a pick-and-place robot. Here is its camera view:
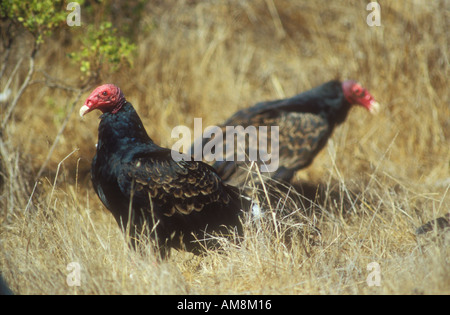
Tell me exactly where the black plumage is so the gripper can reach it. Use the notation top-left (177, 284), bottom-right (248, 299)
top-left (196, 80), bottom-right (379, 186)
top-left (81, 84), bottom-right (249, 256)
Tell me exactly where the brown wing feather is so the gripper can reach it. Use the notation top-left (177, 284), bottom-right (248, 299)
top-left (276, 112), bottom-right (330, 170)
top-left (118, 157), bottom-right (230, 217)
top-left (202, 111), bottom-right (330, 184)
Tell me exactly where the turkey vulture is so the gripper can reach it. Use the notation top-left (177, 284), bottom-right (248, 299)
top-left (80, 84), bottom-right (250, 256)
top-left (194, 80), bottom-right (380, 186)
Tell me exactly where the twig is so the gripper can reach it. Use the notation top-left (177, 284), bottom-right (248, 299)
top-left (1, 45), bottom-right (38, 130)
top-left (0, 22), bottom-right (14, 81)
top-left (265, 0), bottom-right (286, 39)
top-left (1, 56), bottom-right (23, 98)
top-left (37, 70), bottom-right (88, 93)
top-left (253, 162), bottom-right (281, 240)
top-left (0, 46), bottom-right (11, 81)
top-left (47, 148), bottom-right (79, 210)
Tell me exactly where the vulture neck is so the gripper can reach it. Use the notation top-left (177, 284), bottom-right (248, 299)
top-left (97, 102), bottom-right (154, 151)
top-left (328, 98), bottom-right (352, 126)
top-left (311, 80), bottom-right (353, 126)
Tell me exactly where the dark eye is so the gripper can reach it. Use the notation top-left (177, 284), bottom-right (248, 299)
top-left (353, 86), bottom-right (362, 95)
top-left (102, 91), bottom-right (108, 96)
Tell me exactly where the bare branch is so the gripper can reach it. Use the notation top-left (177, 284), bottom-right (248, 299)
top-left (1, 44), bottom-right (38, 130)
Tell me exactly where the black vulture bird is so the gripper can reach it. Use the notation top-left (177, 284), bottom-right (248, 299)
top-left (80, 84), bottom-right (251, 257)
top-left (194, 80), bottom-right (380, 186)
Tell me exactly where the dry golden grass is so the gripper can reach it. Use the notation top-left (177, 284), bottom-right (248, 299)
top-left (1, 1), bottom-right (449, 294)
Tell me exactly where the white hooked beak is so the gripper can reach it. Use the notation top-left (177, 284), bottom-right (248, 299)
top-left (369, 101), bottom-right (381, 115)
top-left (79, 104), bottom-right (91, 117)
